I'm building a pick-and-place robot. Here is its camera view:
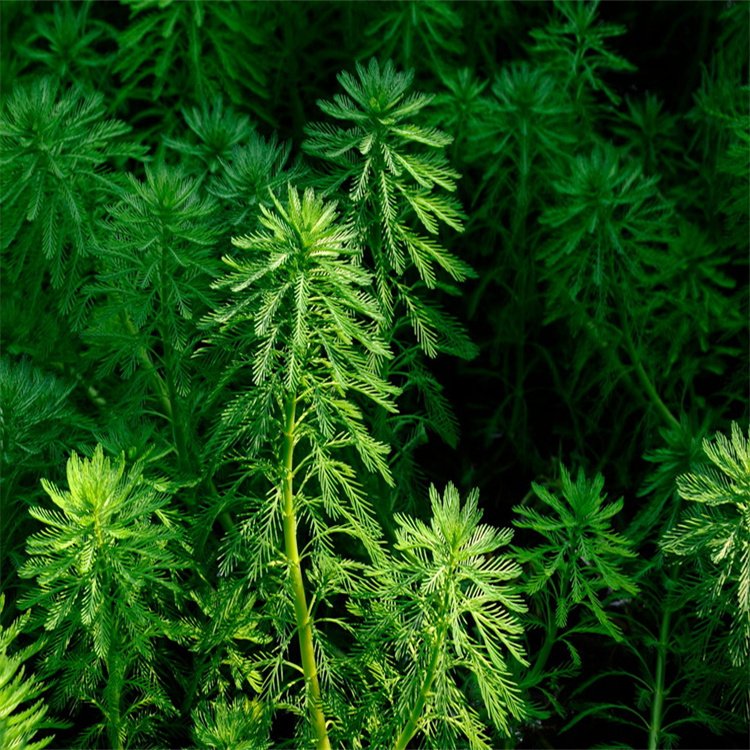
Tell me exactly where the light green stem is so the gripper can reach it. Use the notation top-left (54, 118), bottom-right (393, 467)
top-left (281, 396), bottom-right (330, 750)
top-left (392, 618), bottom-right (449, 750)
top-left (393, 574), bottom-right (456, 750)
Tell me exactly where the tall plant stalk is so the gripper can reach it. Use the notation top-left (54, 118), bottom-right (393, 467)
top-left (648, 604), bottom-right (671, 750)
top-left (281, 395), bottom-right (330, 749)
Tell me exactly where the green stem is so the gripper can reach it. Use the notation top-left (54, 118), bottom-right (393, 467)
top-left (118, 307), bottom-right (191, 472)
top-left (158, 234), bottom-right (192, 472)
top-left (392, 617), bottom-right (450, 750)
top-left (648, 605), bottom-right (671, 750)
top-left (527, 620), bottom-right (557, 687)
top-left (525, 577), bottom-right (565, 688)
top-left (119, 310), bottom-right (173, 421)
top-left (163, 360), bottom-right (191, 471)
top-left (615, 299), bottom-right (680, 431)
top-left (393, 569), bottom-right (457, 750)
top-left (104, 636), bottom-right (124, 750)
top-left (622, 333), bottom-right (680, 431)
top-left (281, 396), bottom-right (330, 750)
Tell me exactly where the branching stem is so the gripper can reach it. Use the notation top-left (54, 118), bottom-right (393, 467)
top-left (526, 576), bottom-right (566, 687)
top-left (119, 310), bottom-right (173, 421)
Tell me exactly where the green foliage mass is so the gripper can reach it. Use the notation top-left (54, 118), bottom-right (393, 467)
top-left (18, 447), bottom-right (188, 748)
top-left (663, 424), bottom-right (750, 670)
top-left (0, 1), bottom-right (747, 749)
top-left (0, 595), bottom-right (60, 750)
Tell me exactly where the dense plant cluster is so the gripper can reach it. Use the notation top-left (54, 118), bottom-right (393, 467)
top-left (1, 1), bottom-right (748, 748)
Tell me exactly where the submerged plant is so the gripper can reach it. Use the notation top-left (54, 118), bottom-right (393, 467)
top-left (0, 77), bottom-right (139, 313)
top-left (304, 58), bottom-right (473, 355)
top-left (2, 3), bottom-right (747, 749)
top-left (662, 423), bottom-right (750, 672)
top-left (363, 1), bottom-right (464, 73)
top-left (85, 163), bottom-right (222, 474)
top-left (208, 185), bottom-right (396, 747)
top-left (0, 596), bottom-right (58, 750)
top-left (511, 466), bottom-right (638, 731)
top-left (304, 57), bottom-right (476, 526)
top-left (355, 483), bottom-right (528, 750)
top-left (18, 446), bottom-right (188, 748)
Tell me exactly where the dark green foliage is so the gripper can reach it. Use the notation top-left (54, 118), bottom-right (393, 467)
top-left (529, 0), bottom-right (636, 122)
top-left (0, 78), bottom-right (140, 312)
top-left (0, 359), bottom-right (89, 577)
top-left (539, 145), bottom-right (671, 321)
top-left (472, 62), bottom-right (574, 221)
top-left (1, 2), bottom-right (747, 749)
top-left (84, 163), bottom-right (222, 472)
top-left (363, 1), bottom-right (463, 72)
top-left (510, 467), bottom-right (639, 734)
top-left (86, 164), bottom-right (221, 376)
top-left (629, 416), bottom-right (709, 543)
top-left (611, 93), bottom-right (683, 177)
top-left (429, 68), bottom-right (486, 160)
top-left (163, 98), bottom-right (256, 179)
top-left (515, 467), bottom-right (637, 637)
top-left (12, 1), bottom-right (116, 90)
top-left (114, 0), bottom-right (270, 124)
top-left (207, 131), bottom-right (307, 235)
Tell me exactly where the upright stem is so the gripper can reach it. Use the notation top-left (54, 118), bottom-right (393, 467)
top-left (104, 634), bottom-right (124, 750)
top-left (158, 234), bottom-right (191, 471)
top-left (393, 571), bottom-right (456, 750)
top-left (392, 627), bottom-right (447, 750)
top-left (527, 620), bottom-right (558, 687)
top-left (525, 576), bottom-right (566, 688)
top-left (281, 396), bottom-right (330, 750)
top-left (162, 358), bottom-right (191, 471)
top-left (119, 307), bottom-right (190, 468)
top-left (615, 298), bottom-right (680, 431)
top-left (648, 604), bottom-right (671, 750)
top-left (119, 310), bottom-right (174, 422)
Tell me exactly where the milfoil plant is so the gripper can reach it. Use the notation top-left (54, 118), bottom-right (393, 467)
top-left (303, 58), bottom-right (477, 529)
top-left (203, 185), bottom-right (528, 748)
top-left (2, 3), bottom-right (747, 747)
